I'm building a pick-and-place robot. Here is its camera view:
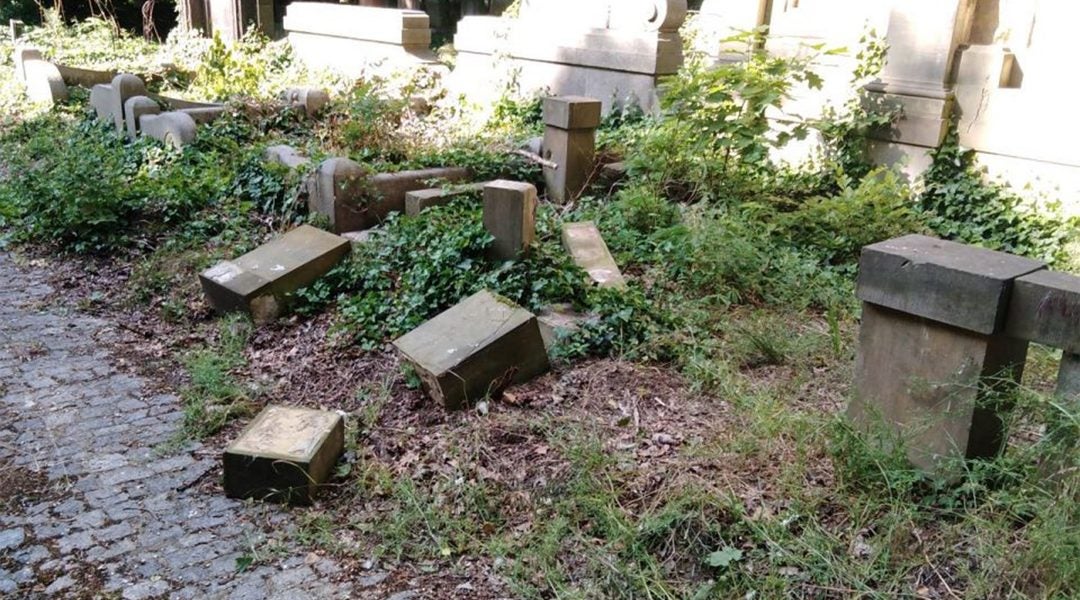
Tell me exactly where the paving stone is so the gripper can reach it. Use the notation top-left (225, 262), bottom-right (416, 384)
top-left (0, 252), bottom-right (348, 597)
top-left (0, 527), bottom-right (25, 550)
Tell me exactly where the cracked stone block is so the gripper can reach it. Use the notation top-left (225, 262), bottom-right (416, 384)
top-left (404, 182), bottom-right (485, 217)
top-left (393, 290), bottom-right (550, 409)
top-left (482, 180), bottom-right (537, 261)
top-left (857, 234), bottom-right (1045, 335)
top-left (223, 405), bottom-right (344, 504)
top-left (199, 225), bottom-right (350, 321)
top-left (561, 221), bottom-right (625, 288)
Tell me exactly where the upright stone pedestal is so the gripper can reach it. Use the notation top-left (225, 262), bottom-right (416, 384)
top-left (849, 234), bottom-right (1045, 473)
top-left (482, 180), bottom-right (537, 261)
top-left (393, 290), bottom-right (550, 409)
top-left (223, 406), bottom-right (344, 505)
top-left (543, 96), bottom-right (601, 204)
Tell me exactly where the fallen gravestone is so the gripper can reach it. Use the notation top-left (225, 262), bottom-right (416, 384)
top-left (404, 182), bottom-right (486, 216)
top-left (90, 73), bottom-right (147, 134)
top-left (199, 225), bottom-right (350, 322)
top-left (562, 221), bottom-right (625, 288)
top-left (542, 96), bottom-right (601, 203)
top-left (483, 180), bottom-right (537, 261)
top-left (393, 290), bottom-right (550, 409)
top-left (848, 234), bottom-right (1046, 473)
top-left (223, 405), bottom-right (344, 504)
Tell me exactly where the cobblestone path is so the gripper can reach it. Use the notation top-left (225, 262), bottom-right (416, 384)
top-left (0, 253), bottom-right (351, 599)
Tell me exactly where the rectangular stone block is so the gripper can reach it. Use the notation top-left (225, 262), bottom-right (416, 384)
top-left (561, 222), bottom-right (625, 288)
top-left (199, 225), bottom-right (350, 319)
top-left (483, 180), bottom-right (537, 261)
top-left (404, 182), bottom-right (485, 217)
top-left (393, 290), bottom-right (550, 409)
top-left (223, 405), bottom-right (344, 504)
top-left (857, 234), bottom-right (1045, 335)
top-left (1006, 270), bottom-right (1080, 354)
top-left (543, 96), bottom-right (602, 130)
top-left (1058, 352), bottom-right (1080, 401)
top-left (849, 302), bottom-right (1028, 473)
top-left (543, 127), bottom-right (596, 204)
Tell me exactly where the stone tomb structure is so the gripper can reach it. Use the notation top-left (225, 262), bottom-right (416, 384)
top-left (849, 234), bottom-right (1080, 475)
top-left (283, 3), bottom-right (437, 77)
top-left (452, 0), bottom-right (687, 113)
top-left (223, 405), bottom-right (345, 504)
top-left (199, 224), bottom-right (351, 322)
top-left (393, 289), bottom-right (550, 410)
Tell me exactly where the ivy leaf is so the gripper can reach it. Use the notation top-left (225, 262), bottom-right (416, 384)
top-left (706, 547), bottom-right (743, 568)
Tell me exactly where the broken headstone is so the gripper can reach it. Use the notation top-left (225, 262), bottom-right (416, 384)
top-left (562, 221), bottom-right (625, 288)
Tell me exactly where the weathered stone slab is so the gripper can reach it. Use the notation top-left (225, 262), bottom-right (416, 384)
top-left (223, 405), bottom-right (344, 504)
top-left (561, 222), bottom-right (625, 288)
top-left (264, 145), bottom-right (310, 170)
top-left (124, 96), bottom-right (161, 139)
top-left (55, 64), bottom-right (116, 88)
top-left (483, 180), bottom-right (537, 261)
top-left (857, 234), bottom-right (1045, 335)
top-left (1006, 270), bottom-right (1080, 354)
top-left (537, 304), bottom-right (585, 351)
top-left (543, 96), bottom-right (601, 203)
top-left (22, 59), bottom-right (68, 106)
top-left (393, 290), bottom-right (550, 409)
top-left (849, 302), bottom-right (1028, 473)
top-left (404, 182), bottom-right (485, 216)
top-left (310, 159), bottom-right (469, 233)
top-left (178, 106), bottom-right (226, 125)
top-left (139, 112), bottom-right (197, 149)
top-left (13, 46), bottom-right (42, 82)
top-left (199, 225), bottom-right (350, 319)
top-left (1058, 353), bottom-right (1080, 401)
top-left (90, 74), bottom-right (147, 134)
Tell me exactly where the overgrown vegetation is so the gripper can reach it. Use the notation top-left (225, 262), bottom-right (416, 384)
top-left (0, 15), bottom-right (1076, 599)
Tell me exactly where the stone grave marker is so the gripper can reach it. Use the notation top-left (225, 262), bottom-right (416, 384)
top-left (404, 182), bottom-right (486, 216)
top-left (223, 405), bottom-right (344, 504)
top-left (562, 221), bottom-right (625, 288)
top-left (848, 234), bottom-right (1046, 473)
top-left (393, 290), bottom-right (550, 409)
top-left (200, 225), bottom-right (350, 321)
top-left (542, 96), bottom-right (601, 203)
top-left (482, 180), bottom-right (537, 261)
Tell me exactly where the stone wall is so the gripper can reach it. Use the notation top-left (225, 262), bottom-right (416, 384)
top-left (689, 0), bottom-right (1078, 214)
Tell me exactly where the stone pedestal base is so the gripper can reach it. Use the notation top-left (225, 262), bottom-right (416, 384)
top-left (849, 302), bottom-right (1028, 472)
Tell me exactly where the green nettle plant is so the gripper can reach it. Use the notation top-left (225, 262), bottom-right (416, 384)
top-left (631, 28), bottom-right (837, 201)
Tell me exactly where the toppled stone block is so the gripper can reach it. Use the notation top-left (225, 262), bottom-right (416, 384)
top-left (282, 87), bottom-right (330, 116)
top-left (124, 96), bottom-right (161, 139)
top-left (393, 290), bottom-right (550, 409)
top-left (562, 221), bottom-right (625, 288)
top-left (223, 405), bottom-right (344, 504)
top-left (404, 182), bottom-right (485, 216)
top-left (857, 234), bottom-right (1045, 335)
top-left (600, 161), bottom-right (628, 183)
top-left (265, 145), bottom-right (311, 170)
top-left (483, 180), bottom-right (537, 261)
top-left (139, 112), bottom-right (197, 149)
top-left (542, 96), bottom-right (602, 203)
top-left (1006, 270), bottom-right (1080, 354)
top-left (199, 225), bottom-right (350, 320)
top-left (178, 106), bottom-right (226, 125)
top-left (310, 158), bottom-right (469, 233)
